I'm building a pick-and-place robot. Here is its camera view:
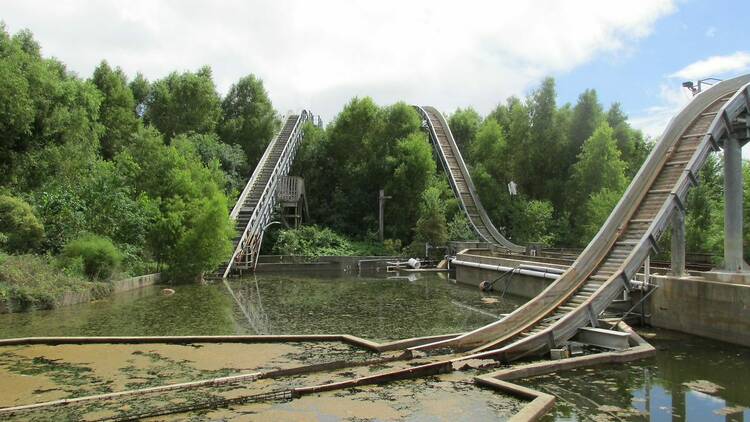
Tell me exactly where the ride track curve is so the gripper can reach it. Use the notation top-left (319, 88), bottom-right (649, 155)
top-left (411, 74), bottom-right (750, 360)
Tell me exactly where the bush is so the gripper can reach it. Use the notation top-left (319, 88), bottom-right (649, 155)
top-left (0, 195), bottom-right (44, 253)
top-left (272, 225), bottom-right (355, 257)
top-left (0, 254), bottom-right (105, 311)
top-left (63, 234), bottom-right (122, 280)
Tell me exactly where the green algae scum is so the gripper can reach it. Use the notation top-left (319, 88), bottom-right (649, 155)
top-left (0, 273), bottom-right (747, 420)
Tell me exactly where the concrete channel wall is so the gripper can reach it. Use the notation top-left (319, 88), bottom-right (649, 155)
top-left (0, 273), bottom-right (161, 314)
top-left (649, 275), bottom-right (750, 347)
top-left (453, 251), bottom-right (560, 298)
top-left (453, 249), bottom-right (750, 348)
top-left (255, 255), bottom-right (403, 274)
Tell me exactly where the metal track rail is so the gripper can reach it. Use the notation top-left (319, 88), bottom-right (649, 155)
top-left (413, 75), bottom-right (750, 359)
top-left (416, 106), bottom-right (524, 252)
top-left (215, 111), bottom-right (313, 278)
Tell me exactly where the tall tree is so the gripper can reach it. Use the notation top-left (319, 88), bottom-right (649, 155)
top-left (218, 74), bottom-right (278, 169)
top-left (91, 61), bottom-right (138, 159)
top-left (129, 72), bottom-right (150, 117)
top-left (567, 89), bottom-right (604, 166)
top-left (146, 66), bottom-right (221, 140)
top-left (448, 107), bottom-right (482, 153)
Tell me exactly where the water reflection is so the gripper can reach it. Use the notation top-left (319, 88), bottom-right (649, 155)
top-left (527, 329), bottom-right (749, 421)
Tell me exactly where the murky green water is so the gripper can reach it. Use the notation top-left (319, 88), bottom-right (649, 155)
top-left (0, 272), bottom-right (748, 421)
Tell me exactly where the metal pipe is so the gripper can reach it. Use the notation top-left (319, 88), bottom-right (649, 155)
top-left (450, 259), bottom-right (559, 280)
top-left (518, 264), bottom-right (565, 275)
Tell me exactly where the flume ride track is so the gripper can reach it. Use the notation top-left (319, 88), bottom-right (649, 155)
top-left (416, 106), bottom-right (524, 252)
top-left (216, 111), bottom-right (313, 278)
top-left (413, 75), bottom-right (750, 361)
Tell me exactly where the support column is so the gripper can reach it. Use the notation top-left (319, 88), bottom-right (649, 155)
top-left (723, 135), bottom-right (748, 272)
top-left (671, 210), bottom-right (686, 277)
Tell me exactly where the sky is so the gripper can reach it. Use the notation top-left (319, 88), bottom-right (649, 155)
top-left (2, 0), bottom-right (750, 141)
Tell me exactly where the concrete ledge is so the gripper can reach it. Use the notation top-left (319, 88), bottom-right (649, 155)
top-left (650, 274), bottom-right (750, 347)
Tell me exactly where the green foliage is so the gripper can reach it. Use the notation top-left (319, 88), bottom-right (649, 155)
top-left (218, 74), bottom-right (279, 169)
top-left (448, 107), bottom-right (482, 152)
top-left (512, 199), bottom-right (556, 245)
top-left (0, 194), bottom-right (44, 252)
top-left (569, 123), bottom-right (627, 208)
top-left (62, 234), bottom-right (122, 280)
top-left (168, 194), bottom-right (233, 282)
top-left (447, 213), bottom-right (475, 241)
top-left (0, 253), bottom-right (108, 311)
top-left (172, 132), bottom-right (248, 194)
top-left (146, 66), bottom-right (221, 139)
top-left (414, 184), bottom-right (448, 246)
top-left (385, 132), bottom-right (435, 240)
top-left (91, 60), bottom-right (138, 158)
top-left (582, 188), bottom-right (622, 242)
top-left (273, 225), bottom-right (356, 257)
top-left (129, 72), bottom-right (150, 116)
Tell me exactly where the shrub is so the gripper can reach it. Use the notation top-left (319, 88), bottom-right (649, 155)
top-left (63, 234), bottom-right (122, 280)
top-left (0, 195), bottom-right (44, 253)
top-left (272, 225), bottom-right (355, 257)
top-left (0, 254), bottom-right (101, 311)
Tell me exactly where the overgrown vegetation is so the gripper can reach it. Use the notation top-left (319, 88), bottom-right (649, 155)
top-left (0, 252), bottom-right (110, 311)
top-left (62, 234), bottom-right (122, 280)
top-left (0, 24), bottom-right (277, 289)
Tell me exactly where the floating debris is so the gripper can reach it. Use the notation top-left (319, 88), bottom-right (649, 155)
top-left (683, 379), bottom-right (724, 395)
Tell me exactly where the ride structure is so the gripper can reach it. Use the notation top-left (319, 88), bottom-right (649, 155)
top-left (214, 111), bottom-right (314, 278)
top-left (415, 106), bottom-right (525, 253)
top-left (411, 74), bottom-right (750, 361)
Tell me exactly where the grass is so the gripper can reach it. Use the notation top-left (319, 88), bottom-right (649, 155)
top-left (0, 252), bottom-right (111, 312)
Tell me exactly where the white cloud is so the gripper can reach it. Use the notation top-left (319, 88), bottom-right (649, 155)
top-left (1, 0), bottom-right (675, 121)
top-left (630, 83), bottom-right (693, 138)
top-left (670, 51), bottom-right (750, 81)
top-left (632, 51), bottom-right (750, 142)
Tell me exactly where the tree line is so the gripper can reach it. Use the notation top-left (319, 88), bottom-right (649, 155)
top-left (0, 23), bottom-right (740, 286)
top-left (0, 24), bottom-right (276, 281)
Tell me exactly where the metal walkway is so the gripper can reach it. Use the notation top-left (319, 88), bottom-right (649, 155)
top-left (415, 106), bottom-right (524, 252)
top-left (413, 75), bottom-right (750, 361)
top-left (215, 111), bottom-right (313, 278)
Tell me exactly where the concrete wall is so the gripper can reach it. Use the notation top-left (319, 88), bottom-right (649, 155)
top-left (256, 256), bottom-right (402, 275)
top-left (111, 273), bottom-right (160, 293)
top-left (649, 275), bottom-right (750, 347)
top-left (453, 252), bottom-right (559, 299)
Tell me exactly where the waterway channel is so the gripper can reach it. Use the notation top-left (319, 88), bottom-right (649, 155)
top-left (0, 273), bottom-right (747, 420)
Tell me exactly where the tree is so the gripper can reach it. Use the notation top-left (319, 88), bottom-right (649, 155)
top-left (218, 74), bottom-right (278, 169)
top-left (0, 194), bottom-right (44, 252)
top-left (414, 184), bottom-right (448, 246)
top-left (385, 132), bottom-right (435, 241)
top-left (449, 107), bottom-right (482, 153)
top-left (146, 66), bottom-right (221, 140)
top-left (172, 133), bottom-right (248, 195)
top-left (582, 188), bottom-right (622, 242)
top-left (522, 77), bottom-right (562, 199)
top-left (169, 194), bottom-right (233, 282)
top-left (568, 122), bottom-right (627, 244)
top-left (606, 102), bottom-right (650, 177)
top-left (91, 61), bottom-right (138, 158)
top-left (129, 72), bottom-right (150, 117)
top-left (567, 89), bottom-right (604, 167)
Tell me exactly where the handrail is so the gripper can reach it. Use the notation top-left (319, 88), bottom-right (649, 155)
top-left (230, 115), bottom-right (286, 219)
top-left (222, 111), bottom-right (312, 277)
